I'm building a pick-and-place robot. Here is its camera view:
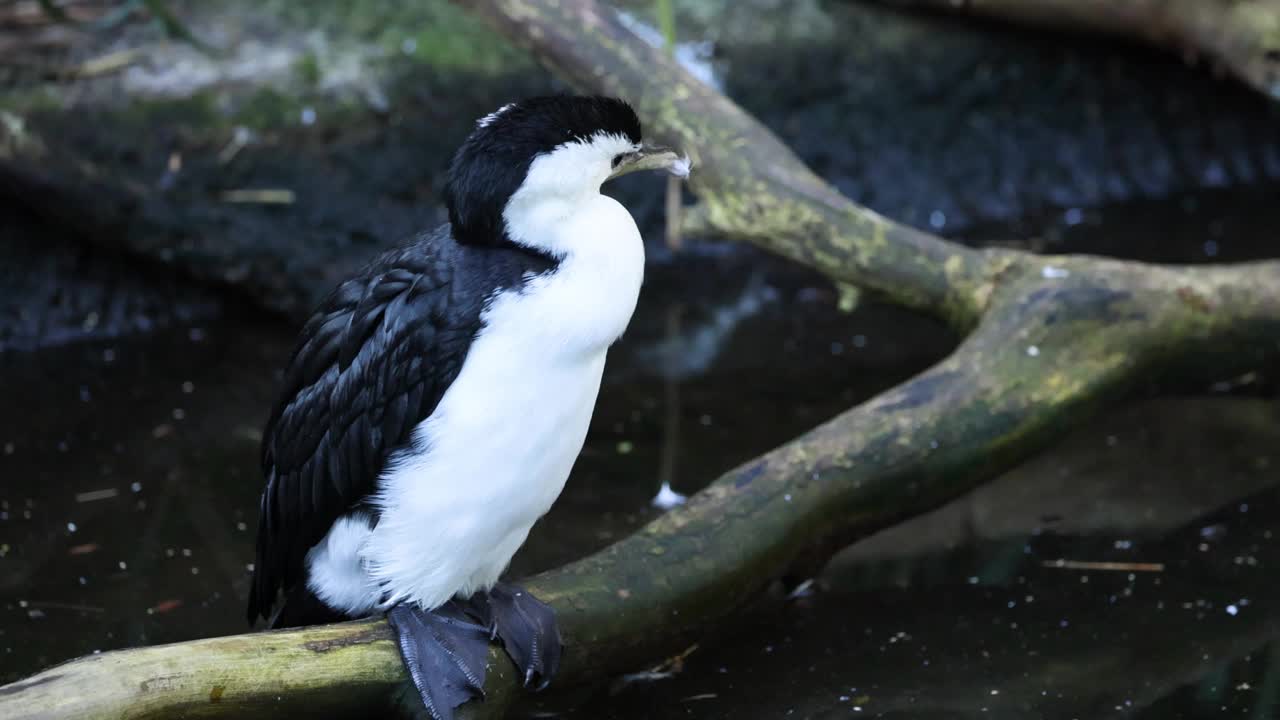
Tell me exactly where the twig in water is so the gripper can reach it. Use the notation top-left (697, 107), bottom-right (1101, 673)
top-left (1042, 559), bottom-right (1165, 572)
top-left (220, 189), bottom-right (295, 204)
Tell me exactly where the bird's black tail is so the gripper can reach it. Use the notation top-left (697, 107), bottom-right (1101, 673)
top-left (266, 582), bottom-right (352, 630)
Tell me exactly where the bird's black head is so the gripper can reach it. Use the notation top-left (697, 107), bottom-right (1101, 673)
top-left (443, 95), bottom-right (687, 251)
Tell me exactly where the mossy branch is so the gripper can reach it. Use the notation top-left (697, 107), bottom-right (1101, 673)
top-left (2, 1), bottom-right (1279, 718)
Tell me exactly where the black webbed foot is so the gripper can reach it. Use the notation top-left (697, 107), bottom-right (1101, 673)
top-left (466, 582), bottom-right (562, 691)
top-left (387, 601), bottom-right (490, 720)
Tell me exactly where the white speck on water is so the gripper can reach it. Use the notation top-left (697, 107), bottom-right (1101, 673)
top-left (400, 38), bottom-right (418, 55)
top-left (1227, 604), bottom-right (1239, 616)
top-left (172, 408), bottom-right (186, 421)
top-left (182, 548), bottom-right (192, 557)
top-left (652, 482), bottom-right (687, 510)
top-left (1200, 525), bottom-right (1222, 539)
top-left (1203, 162), bottom-right (1227, 186)
top-left (1114, 539), bottom-right (1133, 549)
top-left (1203, 240), bottom-right (1220, 257)
top-left (787, 578), bottom-right (815, 600)
top-left (182, 381), bottom-right (195, 394)
top-left (1240, 503), bottom-right (1249, 513)
top-left (1041, 265), bottom-right (1070, 279)
top-left (930, 439), bottom-right (939, 449)
top-left (784, 494), bottom-right (792, 502)
top-left (1026, 345), bottom-right (1040, 357)
top-left (130, 482), bottom-right (143, 493)
top-left (66, 522), bottom-right (77, 532)
top-left (300, 106), bottom-right (317, 125)
top-left (968, 576), bottom-right (979, 585)
top-left (236, 522), bottom-right (248, 532)
top-left (78, 576), bottom-right (87, 585)
top-left (118, 561), bottom-right (127, 570)
top-left (191, 567), bottom-right (200, 575)
top-left (929, 210), bottom-right (947, 230)
top-left (991, 689), bottom-right (1000, 695)
top-left (1063, 208), bottom-right (1084, 226)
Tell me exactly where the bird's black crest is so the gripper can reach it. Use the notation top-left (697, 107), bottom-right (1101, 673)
top-left (443, 95), bottom-right (643, 248)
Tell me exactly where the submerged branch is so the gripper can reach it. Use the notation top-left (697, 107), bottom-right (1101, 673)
top-left (3, 0), bottom-right (1279, 718)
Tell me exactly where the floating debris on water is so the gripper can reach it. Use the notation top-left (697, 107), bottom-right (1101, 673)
top-left (652, 481), bottom-right (686, 509)
top-left (1042, 559), bottom-right (1165, 572)
top-left (75, 489), bottom-right (118, 503)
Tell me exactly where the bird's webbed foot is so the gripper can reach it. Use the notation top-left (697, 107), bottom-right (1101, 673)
top-left (465, 581), bottom-right (563, 691)
top-left (386, 600), bottom-right (490, 720)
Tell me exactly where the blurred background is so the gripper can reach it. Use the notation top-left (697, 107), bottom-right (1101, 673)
top-left (1, 1), bottom-right (1278, 717)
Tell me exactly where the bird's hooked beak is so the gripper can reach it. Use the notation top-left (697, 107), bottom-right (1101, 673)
top-left (608, 144), bottom-right (692, 181)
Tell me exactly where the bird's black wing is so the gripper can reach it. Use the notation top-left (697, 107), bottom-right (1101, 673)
top-left (247, 228), bottom-right (552, 624)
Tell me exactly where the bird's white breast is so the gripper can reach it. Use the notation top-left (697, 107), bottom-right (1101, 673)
top-left (307, 194), bottom-right (644, 614)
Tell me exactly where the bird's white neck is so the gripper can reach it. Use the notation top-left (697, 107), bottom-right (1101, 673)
top-left (502, 190), bottom-right (645, 353)
top-left (502, 185), bottom-right (599, 259)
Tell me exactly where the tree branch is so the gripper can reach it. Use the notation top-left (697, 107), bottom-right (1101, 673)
top-left (3, 1), bottom-right (1278, 718)
top-left (463, 0), bottom-right (992, 330)
top-left (876, 0), bottom-right (1280, 101)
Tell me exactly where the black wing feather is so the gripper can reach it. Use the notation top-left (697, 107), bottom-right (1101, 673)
top-left (247, 227), bottom-right (554, 625)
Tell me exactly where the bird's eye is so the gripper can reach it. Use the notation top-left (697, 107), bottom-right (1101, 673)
top-left (611, 154), bottom-right (625, 169)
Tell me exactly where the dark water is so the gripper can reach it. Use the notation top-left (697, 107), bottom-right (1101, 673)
top-left (2, 182), bottom-right (1279, 719)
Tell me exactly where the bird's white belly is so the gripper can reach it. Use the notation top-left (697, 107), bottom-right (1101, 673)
top-left (306, 343), bottom-right (608, 615)
top-left (370, 346), bottom-right (606, 609)
top-left (306, 198), bottom-right (643, 615)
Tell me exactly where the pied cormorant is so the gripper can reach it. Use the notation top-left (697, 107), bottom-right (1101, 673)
top-left (246, 95), bottom-right (689, 719)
